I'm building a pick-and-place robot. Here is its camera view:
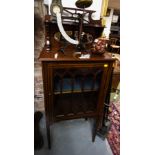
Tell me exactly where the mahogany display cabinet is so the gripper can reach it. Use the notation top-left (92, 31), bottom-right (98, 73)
top-left (39, 14), bottom-right (116, 149)
top-left (39, 50), bottom-right (115, 149)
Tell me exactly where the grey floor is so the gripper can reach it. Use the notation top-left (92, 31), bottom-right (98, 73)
top-left (35, 117), bottom-right (113, 155)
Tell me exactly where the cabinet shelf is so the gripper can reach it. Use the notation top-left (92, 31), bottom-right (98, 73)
top-left (54, 75), bottom-right (101, 95)
top-left (53, 92), bottom-right (98, 118)
top-left (54, 89), bottom-right (98, 95)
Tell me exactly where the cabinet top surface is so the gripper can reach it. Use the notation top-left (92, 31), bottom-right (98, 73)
top-left (39, 48), bottom-right (115, 62)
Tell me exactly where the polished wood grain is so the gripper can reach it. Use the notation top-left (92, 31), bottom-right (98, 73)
top-left (39, 48), bottom-right (115, 62)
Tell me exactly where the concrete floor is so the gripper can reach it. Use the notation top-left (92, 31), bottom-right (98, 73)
top-left (34, 117), bottom-right (113, 155)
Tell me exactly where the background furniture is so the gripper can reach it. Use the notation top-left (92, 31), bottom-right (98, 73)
top-left (111, 54), bottom-right (120, 92)
top-left (107, 37), bottom-right (120, 54)
top-left (107, 8), bottom-right (120, 54)
top-left (110, 9), bottom-right (120, 37)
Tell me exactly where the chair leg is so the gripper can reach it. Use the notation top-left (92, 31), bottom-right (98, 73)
top-left (46, 122), bottom-right (51, 149)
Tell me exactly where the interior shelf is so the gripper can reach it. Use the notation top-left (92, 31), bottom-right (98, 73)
top-left (53, 70), bottom-right (102, 94)
top-left (54, 76), bottom-right (100, 94)
top-left (54, 89), bottom-right (98, 95)
top-left (53, 92), bottom-right (98, 118)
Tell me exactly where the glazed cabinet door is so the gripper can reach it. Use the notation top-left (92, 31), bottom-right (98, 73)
top-left (45, 62), bottom-right (113, 122)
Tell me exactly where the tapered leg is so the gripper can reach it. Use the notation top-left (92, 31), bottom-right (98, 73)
top-left (92, 117), bottom-right (101, 142)
top-left (46, 123), bottom-right (51, 149)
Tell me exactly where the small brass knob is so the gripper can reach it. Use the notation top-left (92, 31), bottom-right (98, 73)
top-left (104, 64), bottom-right (108, 67)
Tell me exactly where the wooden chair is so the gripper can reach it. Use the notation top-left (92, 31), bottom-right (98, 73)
top-left (108, 37), bottom-right (120, 54)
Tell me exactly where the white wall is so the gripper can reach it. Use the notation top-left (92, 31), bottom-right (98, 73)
top-left (103, 8), bottom-right (114, 38)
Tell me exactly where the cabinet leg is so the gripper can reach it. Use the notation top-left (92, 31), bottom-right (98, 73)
top-left (46, 123), bottom-right (51, 149)
top-left (92, 118), bottom-right (100, 142)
